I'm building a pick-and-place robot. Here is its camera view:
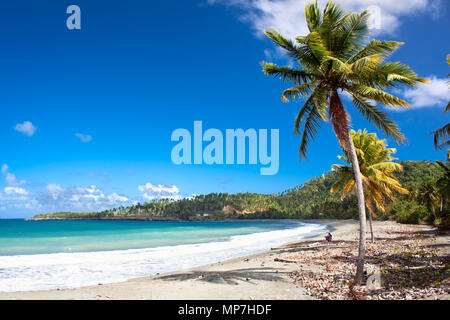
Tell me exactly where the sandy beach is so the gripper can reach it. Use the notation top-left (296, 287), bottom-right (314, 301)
top-left (0, 219), bottom-right (447, 300)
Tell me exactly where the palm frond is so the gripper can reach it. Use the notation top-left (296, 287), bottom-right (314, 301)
top-left (263, 28), bottom-right (301, 61)
top-left (335, 11), bottom-right (370, 58)
top-left (297, 99), bottom-right (326, 160)
top-left (347, 40), bottom-right (403, 64)
top-left (350, 54), bottom-right (384, 74)
top-left (349, 85), bottom-right (410, 108)
top-left (322, 56), bottom-right (353, 75)
top-left (281, 82), bottom-right (319, 102)
top-left (304, 1), bottom-right (322, 32)
top-left (261, 62), bottom-right (313, 84)
top-left (304, 31), bottom-right (331, 64)
top-left (431, 123), bottom-right (450, 150)
top-left (370, 162), bottom-right (403, 172)
top-left (356, 62), bottom-right (427, 89)
top-left (351, 94), bottom-right (405, 143)
top-left (294, 85), bottom-right (329, 134)
top-left (330, 169), bottom-right (353, 194)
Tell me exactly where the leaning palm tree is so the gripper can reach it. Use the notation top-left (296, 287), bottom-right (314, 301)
top-left (330, 130), bottom-right (409, 242)
top-left (261, 1), bottom-right (426, 284)
top-left (431, 55), bottom-right (450, 159)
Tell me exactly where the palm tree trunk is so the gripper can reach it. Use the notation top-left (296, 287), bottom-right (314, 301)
top-left (346, 129), bottom-right (367, 285)
top-left (330, 90), bottom-right (367, 285)
top-left (364, 188), bottom-right (374, 243)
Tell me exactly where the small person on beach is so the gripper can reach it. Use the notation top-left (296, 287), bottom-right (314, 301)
top-left (324, 232), bottom-right (332, 243)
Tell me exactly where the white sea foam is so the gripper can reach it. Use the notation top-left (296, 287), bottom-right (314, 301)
top-left (0, 221), bottom-right (327, 292)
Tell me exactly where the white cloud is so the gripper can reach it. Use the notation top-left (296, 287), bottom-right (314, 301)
top-left (0, 166), bottom-right (32, 210)
top-left (0, 163), bottom-right (34, 214)
top-left (1, 164), bottom-right (26, 187)
top-left (138, 182), bottom-right (180, 200)
top-left (37, 184), bottom-right (130, 211)
top-left (106, 193), bottom-right (129, 204)
top-left (5, 172), bottom-right (25, 187)
top-left (0, 166), bottom-right (187, 215)
top-left (75, 133), bottom-right (92, 143)
top-left (0, 180), bottom-right (129, 214)
top-left (14, 121), bottom-right (37, 136)
top-left (4, 187), bottom-right (29, 196)
top-left (400, 76), bottom-right (450, 109)
top-left (46, 184), bottom-right (66, 200)
top-left (138, 183), bottom-right (179, 194)
top-left (208, 0), bottom-right (439, 40)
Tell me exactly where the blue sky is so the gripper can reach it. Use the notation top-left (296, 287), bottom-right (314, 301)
top-left (0, 0), bottom-right (449, 218)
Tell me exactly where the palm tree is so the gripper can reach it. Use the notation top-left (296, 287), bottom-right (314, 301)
top-left (431, 55), bottom-right (450, 159)
top-left (261, 1), bottom-right (426, 284)
top-left (435, 160), bottom-right (450, 214)
top-left (330, 130), bottom-right (409, 242)
top-left (418, 181), bottom-right (439, 220)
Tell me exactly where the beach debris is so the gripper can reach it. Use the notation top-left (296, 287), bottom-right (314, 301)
top-left (274, 257), bottom-right (298, 263)
top-left (348, 281), bottom-right (365, 300)
top-left (283, 223), bottom-right (449, 300)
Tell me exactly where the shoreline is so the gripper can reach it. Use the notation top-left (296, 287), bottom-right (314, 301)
top-left (25, 217), bottom-right (182, 221)
top-left (0, 219), bottom-right (361, 300)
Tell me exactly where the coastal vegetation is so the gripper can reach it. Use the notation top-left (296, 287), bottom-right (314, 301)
top-left (34, 160), bottom-right (448, 224)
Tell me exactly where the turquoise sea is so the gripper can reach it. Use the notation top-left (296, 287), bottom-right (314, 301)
top-left (0, 219), bottom-right (327, 292)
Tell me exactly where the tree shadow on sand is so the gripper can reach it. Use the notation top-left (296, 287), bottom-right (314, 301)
top-left (272, 240), bottom-right (356, 254)
top-left (154, 267), bottom-right (286, 285)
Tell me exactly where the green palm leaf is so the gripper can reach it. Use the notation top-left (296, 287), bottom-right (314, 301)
top-left (351, 95), bottom-right (405, 143)
top-left (261, 62), bottom-right (313, 84)
top-left (331, 130), bottom-right (408, 213)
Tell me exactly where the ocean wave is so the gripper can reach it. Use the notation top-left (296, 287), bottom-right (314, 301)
top-left (0, 221), bottom-right (327, 292)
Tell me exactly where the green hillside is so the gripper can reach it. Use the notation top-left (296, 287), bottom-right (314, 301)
top-left (33, 161), bottom-right (447, 223)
